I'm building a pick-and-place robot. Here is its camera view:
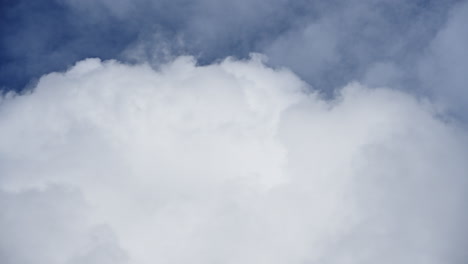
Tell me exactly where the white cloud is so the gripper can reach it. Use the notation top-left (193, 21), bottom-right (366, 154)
top-left (0, 55), bottom-right (467, 264)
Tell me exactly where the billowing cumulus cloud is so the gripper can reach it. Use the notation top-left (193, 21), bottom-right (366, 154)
top-left (1, 56), bottom-right (467, 263)
top-left (2, 0), bottom-right (468, 261)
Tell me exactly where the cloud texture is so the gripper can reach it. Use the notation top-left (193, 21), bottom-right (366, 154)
top-left (2, 0), bottom-right (468, 263)
top-left (3, 0), bottom-right (468, 109)
top-left (1, 57), bottom-right (467, 263)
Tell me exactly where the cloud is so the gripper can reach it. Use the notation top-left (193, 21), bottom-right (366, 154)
top-left (0, 0), bottom-right (305, 90)
top-left (1, 0), bottom-right (461, 99)
top-left (0, 186), bottom-right (127, 264)
top-left (1, 56), bottom-right (467, 264)
top-left (2, 1), bottom-right (468, 263)
top-left (263, 0), bottom-right (460, 91)
top-left (418, 0), bottom-right (468, 118)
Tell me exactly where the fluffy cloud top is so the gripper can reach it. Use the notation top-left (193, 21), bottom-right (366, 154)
top-left (1, 56), bottom-right (467, 264)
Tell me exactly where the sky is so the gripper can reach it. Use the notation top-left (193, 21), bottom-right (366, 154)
top-left (1, 1), bottom-right (468, 263)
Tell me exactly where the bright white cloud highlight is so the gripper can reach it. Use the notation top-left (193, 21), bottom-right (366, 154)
top-left (0, 56), bottom-right (467, 264)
